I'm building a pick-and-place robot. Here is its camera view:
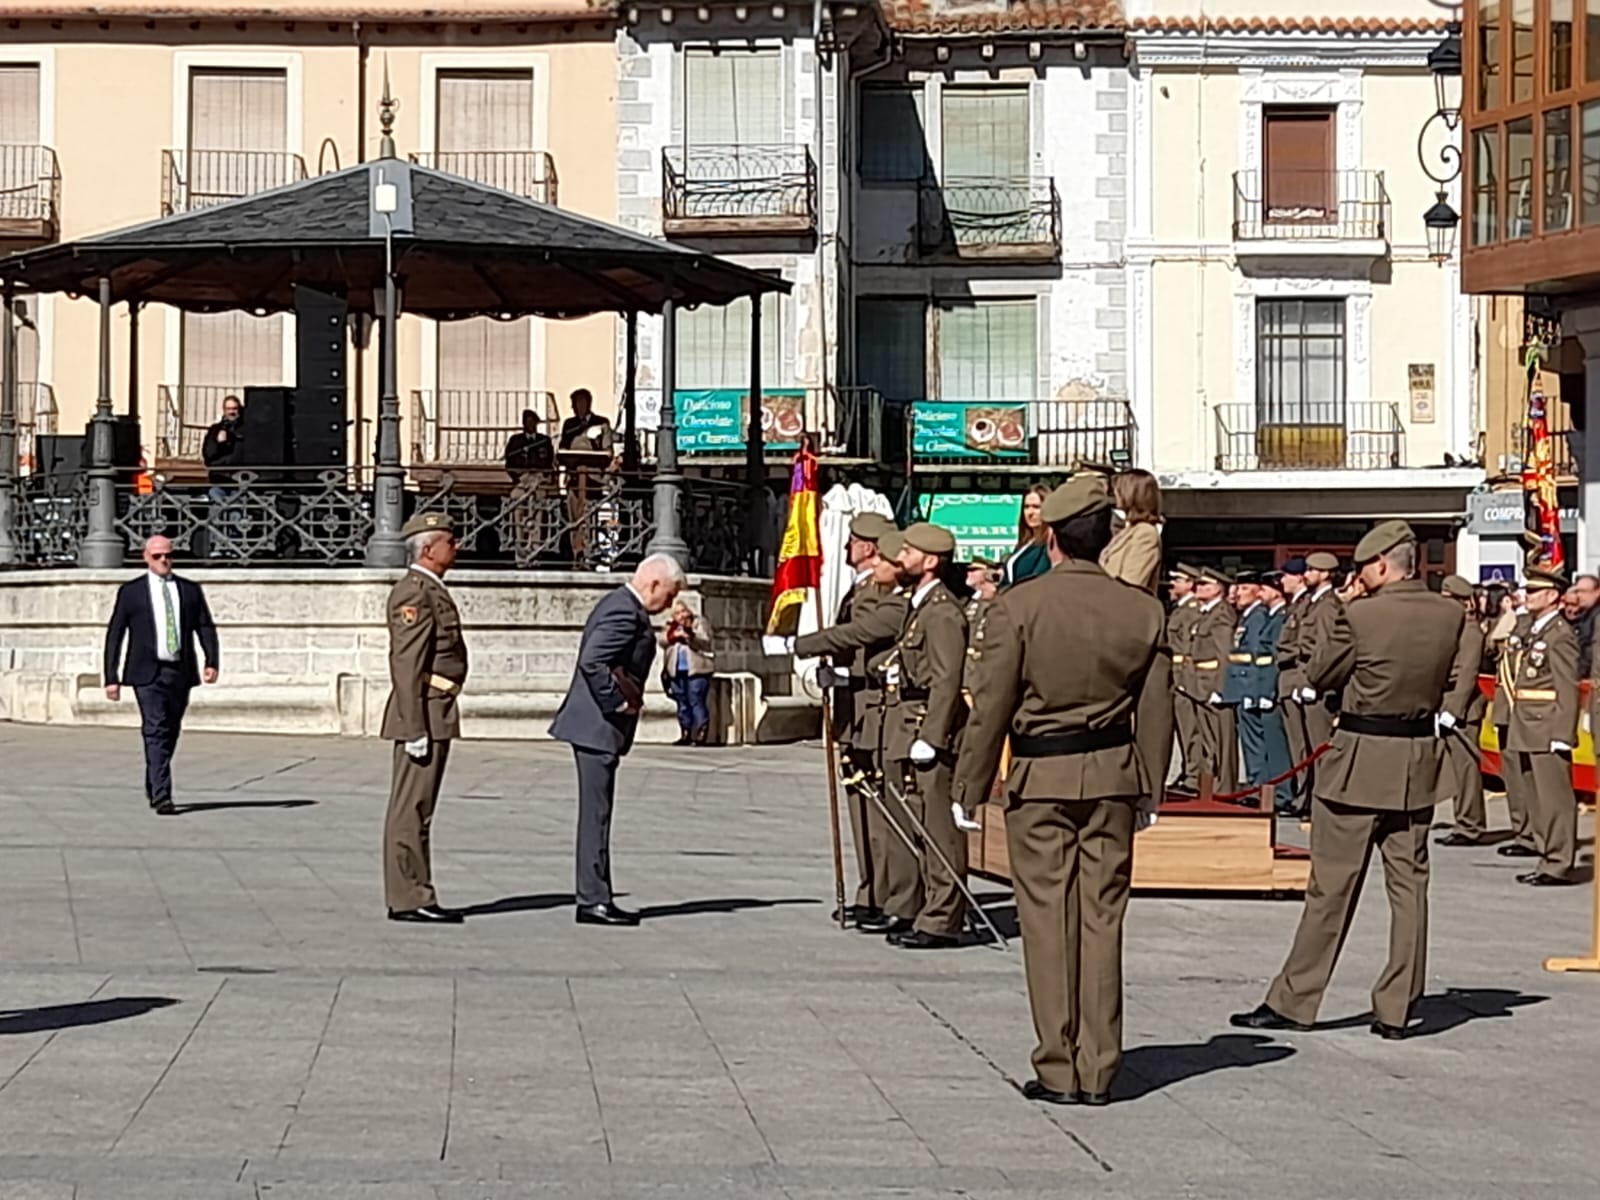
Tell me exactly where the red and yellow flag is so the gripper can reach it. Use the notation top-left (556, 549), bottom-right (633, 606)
top-left (1524, 349), bottom-right (1565, 571)
top-left (767, 447), bottom-right (822, 634)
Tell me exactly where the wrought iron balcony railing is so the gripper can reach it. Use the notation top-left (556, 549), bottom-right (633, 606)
top-left (10, 382), bottom-right (58, 475)
top-left (0, 145), bottom-right (61, 240)
top-left (917, 176), bottom-right (1062, 260)
top-left (409, 150), bottom-right (559, 206)
top-left (410, 389), bottom-right (561, 466)
top-left (908, 398), bottom-right (1135, 468)
top-left (661, 144), bottom-right (818, 236)
top-left (1213, 401), bottom-right (1405, 471)
top-left (1232, 169), bottom-right (1390, 244)
top-left (161, 149), bottom-right (309, 215)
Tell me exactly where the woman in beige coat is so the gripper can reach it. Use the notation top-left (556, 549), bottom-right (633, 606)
top-left (1098, 469), bottom-right (1164, 593)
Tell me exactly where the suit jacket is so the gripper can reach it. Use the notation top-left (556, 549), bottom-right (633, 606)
top-left (953, 558), bottom-right (1171, 809)
top-left (379, 568), bottom-right (471, 742)
top-left (1308, 580), bottom-right (1468, 812)
top-left (550, 584), bottom-right (657, 756)
top-left (1497, 611), bottom-right (1580, 752)
top-left (1001, 541), bottom-right (1051, 590)
top-left (794, 582), bottom-right (906, 753)
top-left (103, 573), bottom-right (220, 689)
top-left (1098, 522), bottom-right (1162, 595)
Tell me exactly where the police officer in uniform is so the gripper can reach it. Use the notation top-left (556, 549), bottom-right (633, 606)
top-left (1225, 571), bottom-right (1268, 794)
top-left (1436, 574), bottom-right (1492, 847)
top-left (381, 512), bottom-right (470, 924)
top-left (1256, 571), bottom-right (1295, 811)
top-left (1232, 521), bottom-right (1469, 1039)
top-left (1492, 566), bottom-right (1581, 885)
top-left (953, 475), bottom-right (1171, 1105)
top-left (1167, 564), bottom-right (1203, 792)
top-left (1274, 558), bottom-right (1312, 808)
top-left (1191, 566), bottom-right (1239, 793)
top-left (885, 522), bottom-right (969, 949)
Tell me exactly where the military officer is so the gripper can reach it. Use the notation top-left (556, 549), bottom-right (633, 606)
top-left (1190, 566), bottom-right (1240, 793)
top-left (953, 475), bottom-right (1171, 1106)
top-left (381, 512), bottom-right (470, 924)
top-left (885, 522), bottom-right (970, 949)
top-left (1168, 564), bottom-right (1203, 792)
top-left (1224, 571), bottom-right (1268, 795)
top-left (964, 557), bottom-right (999, 630)
top-left (1232, 520), bottom-right (1470, 1039)
top-left (1492, 566), bottom-right (1581, 885)
top-left (1286, 551), bottom-right (1345, 809)
top-left (1436, 574), bottom-right (1492, 847)
top-left (1257, 571), bottom-right (1295, 812)
top-left (1274, 557), bottom-right (1312, 809)
top-left (793, 525), bottom-right (920, 932)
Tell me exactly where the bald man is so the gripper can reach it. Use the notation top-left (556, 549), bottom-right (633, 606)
top-left (104, 536), bottom-right (221, 814)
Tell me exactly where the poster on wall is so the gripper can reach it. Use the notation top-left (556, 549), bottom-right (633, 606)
top-left (1408, 364), bottom-right (1436, 424)
top-left (919, 493), bottom-right (1023, 563)
top-left (912, 401), bottom-right (1029, 460)
top-left (676, 389), bottom-right (807, 454)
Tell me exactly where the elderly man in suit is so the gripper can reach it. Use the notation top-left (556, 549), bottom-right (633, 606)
top-left (551, 552), bottom-right (686, 926)
top-left (103, 534), bottom-right (221, 815)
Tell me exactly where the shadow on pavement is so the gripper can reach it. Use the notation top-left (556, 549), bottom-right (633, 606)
top-left (0, 997), bottom-right (179, 1036)
top-left (1114, 1033), bottom-right (1296, 1100)
top-left (458, 893), bottom-right (575, 918)
top-left (639, 897), bottom-right (821, 920)
top-left (178, 799), bottom-right (319, 814)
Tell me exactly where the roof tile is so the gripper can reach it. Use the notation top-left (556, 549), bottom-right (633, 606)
top-left (1128, 15), bottom-right (1450, 36)
top-left (881, 0), bottom-right (1124, 36)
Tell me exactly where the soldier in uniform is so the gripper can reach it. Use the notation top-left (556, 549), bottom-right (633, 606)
top-left (381, 512), bottom-right (470, 924)
top-left (1274, 557), bottom-right (1311, 809)
top-left (1233, 521), bottom-right (1469, 1039)
top-left (1286, 551), bottom-right (1345, 810)
top-left (1224, 571), bottom-right (1267, 795)
top-left (964, 558), bottom-right (999, 631)
top-left (1254, 571), bottom-right (1294, 811)
top-left (1191, 566), bottom-right (1240, 793)
top-left (885, 522), bottom-right (970, 949)
top-left (1436, 574), bottom-right (1492, 847)
top-left (1168, 564), bottom-right (1203, 793)
top-left (1492, 567), bottom-right (1581, 885)
top-left (953, 475), bottom-right (1171, 1105)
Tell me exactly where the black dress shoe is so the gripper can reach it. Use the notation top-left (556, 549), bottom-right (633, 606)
top-left (1228, 1003), bottom-right (1312, 1032)
top-left (832, 904), bottom-right (879, 924)
top-left (1021, 1079), bottom-right (1078, 1105)
top-left (152, 799), bottom-right (177, 816)
top-left (576, 902), bottom-right (641, 927)
top-left (861, 914), bottom-right (911, 935)
top-left (388, 904), bottom-right (464, 924)
top-left (889, 928), bottom-right (960, 950)
top-left (1518, 871), bottom-right (1578, 887)
top-left (1080, 1091), bottom-right (1112, 1107)
top-left (1498, 843), bottom-right (1539, 858)
top-left (1436, 831), bottom-right (1486, 847)
top-left (1370, 1021), bottom-right (1408, 1041)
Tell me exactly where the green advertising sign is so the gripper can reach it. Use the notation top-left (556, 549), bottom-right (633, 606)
top-left (920, 492), bottom-right (1023, 563)
top-left (677, 389), bottom-right (808, 454)
top-left (912, 401), bottom-right (1029, 460)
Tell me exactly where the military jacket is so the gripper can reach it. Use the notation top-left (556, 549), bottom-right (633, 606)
top-left (1189, 599), bottom-right (1238, 702)
top-left (380, 567), bottom-right (470, 743)
top-left (1223, 602), bottom-right (1267, 705)
top-left (1257, 602), bottom-right (1287, 702)
top-left (1166, 596), bottom-right (1198, 698)
top-left (793, 581), bottom-right (907, 753)
top-left (1442, 614), bottom-right (1489, 725)
top-left (1298, 586), bottom-right (1345, 698)
top-left (884, 582), bottom-right (967, 762)
top-left (1495, 611), bottom-right (1580, 752)
top-left (1276, 589), bottom-right (1310, 698)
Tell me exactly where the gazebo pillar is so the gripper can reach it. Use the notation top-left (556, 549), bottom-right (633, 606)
top-left (647, 300), bottom-right (690, 565)
top-left (622, 312), bottom-right (640, 473)
top-left (79, 277), bottom-right (123, 568)
top-left (0, 283), bottom-right (18, 564)
top-left (365, 274), bottom-right (405, 567)
top-left (745, 299), bottom-right (766, 574)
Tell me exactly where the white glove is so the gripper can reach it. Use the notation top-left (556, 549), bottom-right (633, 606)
top-left (1240, 696), bottom-right (1255, 710)
top-left (404, 735), bottom-right (429, 760)
top-left (1297, 687), bottom-right (1317, 703)
top-left (952, 802), bottom-right (981, 832)
top-left (1551, 740), bottom-right (1573, 753)
top-left (910, 739), bottom-right (937, 765)
top-left (1436, 711), bottom-right (1457, 731)
top-left (1136, 810), bottom-right (1160, 832)
top-left (1208, 692), bottom-right (1224, 707)
top-left (761, 635), bottom-right (795, 657)
top-left (1259, 697), bottom-right (1275, 711)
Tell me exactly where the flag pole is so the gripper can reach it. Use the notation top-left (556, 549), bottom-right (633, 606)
top-left (805, 441), bottom-right (848, 930)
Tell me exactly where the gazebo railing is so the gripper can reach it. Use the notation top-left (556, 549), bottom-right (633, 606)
top-left (409, 388), bottom-right (560, 465)
top-left (157, 384), bottom-right (248, 461)
top-left (11, 382), bottom-right (58, 474)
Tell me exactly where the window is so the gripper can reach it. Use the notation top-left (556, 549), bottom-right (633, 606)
top-left (1583, 101), bottom-right (1600, 223)
top-left (676, 295), bottom-right (782, 390)
top-left (859, 87), bottom-right (927, 183)
top-left (1546, 108), bottom-right (1574, 231)
top-left (0, 63), bottom-right (40, 143)
top-left (437, 70), bottom-right (534, 153)
top-left (1480, 0), bottom-right (1502, 109)
top-left (1262, 107), bottom-right (1335, 221)
top-left (1256, 299), bottom-right (1347, 469)
top-left (855, 298), bottom-right (925, 401)
top-left (1507, 115), bottom-right (1535, 237)
top-left (1512, 0), bottom-right (1535, 103)
top-left (935, 299), bottom-right (1036, 401)
top-left (1589, 0), bottom-right (1600, 83)
top-left (1553, 0), bottom-right (1574, 92)
top-left (941, 87), bottom-right (1028, 180)
top-left (682, 48), bottom-right (782, 148)
top-left (1474, 127), bottom-right (1501, 243)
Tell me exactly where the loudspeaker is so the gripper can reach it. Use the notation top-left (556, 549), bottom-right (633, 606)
top-left (291, 386), bottom-right (347, 466)
top-left (36, 433), bottom-right (85, 481)
top-left (238, 386), bottom-right (293, 467)
top-left (294, 286), bottom-right (347, 391)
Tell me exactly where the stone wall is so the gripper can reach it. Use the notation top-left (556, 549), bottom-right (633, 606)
top-left (0, 569), bottom-right (818, 743)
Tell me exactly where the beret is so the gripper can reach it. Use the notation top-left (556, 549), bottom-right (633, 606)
top-left (401, 511), bottom-right (455, 538)
top-left (1441, 574), bottom-right (1474, 599)
top-left (1305, 551), bottom-right (1340, 571)
top-left (1199, 565), bottom-right (1233, 585)
top-left (1280, 556), bottom-right (1308, 575)
top-left (1353, 520), bottom-right (1416, 566)
top-left (1039, 475), bottom-right (1113, 523)
top-left (902, 522), bottom-right (956, 555)
top-left (1525, 565), bottom-right (1569, 592)
top-left (878, 530), bottom-right (904, 559)
top-left (849, 512), bottom-right (894, 541)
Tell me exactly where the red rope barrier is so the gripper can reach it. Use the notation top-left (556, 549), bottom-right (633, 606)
top-left (1204, 741), bottom-right (1334, 804)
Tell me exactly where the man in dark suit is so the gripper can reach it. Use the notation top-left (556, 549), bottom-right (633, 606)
top-left (550, 552), bottom-right (685, 926)
top-left (103, 535), bottom-right (221, 814)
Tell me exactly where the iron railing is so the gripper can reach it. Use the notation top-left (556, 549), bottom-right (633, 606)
top-left (917, 176), bottom-right (1061, 259)
top-left (161, 149), bottom-right (308, 214)
top-left (1232, 169), bottom-right (1390, 243)
top-left (629, 387), bottom-right (885, 463)
top-left (409, 389), bottom-right (560, 466)
top-left (10, 382), bottom-right (57, 474)
top-left (661, 144), bottom-right (818, 233)
top-left (909, 398), bottom-right (1135, 468)
top-left (0, 144), bottom-right (60, 232)
top-left (1213, 402), bottom-right (1405, 471)
top-left (157, 384), bottom-right (252, 461)
top-left (408, 150), bottom-right (559, 206)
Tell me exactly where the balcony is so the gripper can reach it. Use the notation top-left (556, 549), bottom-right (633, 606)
top-left (661, 145), bottom-right (817, 238)
top-left (12, 382), bottom-right (58, 474)
top-left (1231, 169), bottom-right (1390, 257)
top-left (917, 177), bottom-right (1061, 262)
top-left (0, 145), bottom-right (61, 245)
top-left (409, 150), bottom-right (559, 207)
top-left (161, 149), bottom-right (308, 215)
top-left (909, 398), bottom-right (1134, 468)
top-left (1213, 402), bottom-right (1404, 472)
top-left (410, 389), bottom-right (560, 466)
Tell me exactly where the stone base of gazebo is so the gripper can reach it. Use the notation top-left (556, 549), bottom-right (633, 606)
top-left (0, 569), bottom-right (818, 745)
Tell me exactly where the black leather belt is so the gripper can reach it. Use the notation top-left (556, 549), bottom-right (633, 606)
top-left (1011, 725), bottom-right (1133, 757)
top-left (1339, 714), bottom-right (1435, 738)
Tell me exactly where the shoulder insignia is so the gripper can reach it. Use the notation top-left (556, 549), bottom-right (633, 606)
top-left (400, 605), bottom-right (419, 625)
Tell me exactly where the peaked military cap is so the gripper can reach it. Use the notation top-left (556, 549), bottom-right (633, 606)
top-left (1441, 574), bottom-right (1475, 599)
top-left (967, 556), bottom-right (996, 570)
top-left (1525, 565), bottom-right (1569, 592)
top-left (1199, 565), bottom-right (1233, 585)
top-left (849, 512), bottom-right (894, 541)
top-left (1039, 475), bottom-right (1114, 523)
top-left (1305, 551), bottom-right (1340, 571)
top-left (902, 522), bottom-right (956, 555)
top-left (401, 511), bottom-right (455, 538)
top-left (878, 530), bottom-right (904, 559)
top-left (1280, 556), bottom-right (1308, 575)
top-left (1169, 562), bottom-right (1201, 581)
top-left (1353, 520), bottom-right (1416, 566)
top-left (1234, 569), bottom-right (1261, 585)
top-left (1070, 459), bottom-right (1120, 478)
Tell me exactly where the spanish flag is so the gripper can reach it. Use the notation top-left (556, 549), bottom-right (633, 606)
top-left (766, 446), bottom-right (822, 635)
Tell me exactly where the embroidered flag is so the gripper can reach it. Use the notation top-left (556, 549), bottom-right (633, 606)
top-left (766, 444), bottom-right (822, 635)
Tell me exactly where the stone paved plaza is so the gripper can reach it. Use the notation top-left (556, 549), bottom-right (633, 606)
top-left (0, 723), bottom-right (1596, 1200)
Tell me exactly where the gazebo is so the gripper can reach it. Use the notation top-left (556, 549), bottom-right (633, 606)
top-left (0, 101), bottom-right (789, 569)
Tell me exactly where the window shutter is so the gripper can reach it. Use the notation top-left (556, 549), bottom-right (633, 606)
top-left (676, 296), bottom-right (782, 390)
top-left (684, 49), bottom-right (783, 147)
top-left (0, 65), bottom-right (41, 144)
top-left (437, 71), bottom-right (534, 153)
top-left (859, 88), bottom-right (927, 182)
top-left (936, 299), bottom-right (1036, 400)
top-left (855, 299), bottom-right (926, 402)
top-left (941, 88), bottom-right (1029, 179)
top-left (1262, 108), bottom-right (1335, 219)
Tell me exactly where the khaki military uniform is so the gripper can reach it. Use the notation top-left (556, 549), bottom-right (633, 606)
top-left (1441, 616), bottom-right (1489, 838)
top-left (1265, 579), bottom-right (1469, 1030)
top-left (885, 582), bottom-right (969, 937)
top-left (1275, 588), bottom-right (1312, 804)
top-left (380, 566), bottom-right (470, 911)
top-left (1190, 598), bottom-right (1239, 793)
top-left (1168, 595), bottom-right (1202, 790)
top-left (1494, 611), bottom-right (1580, 878)
top-left (1296, 585), bottom-right (1345, 779)
top-left (953, 559), bottom-right (1172, 1098)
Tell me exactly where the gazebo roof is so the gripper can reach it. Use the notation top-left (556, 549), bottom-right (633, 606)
top-left (0, 157), bottom-right (789, 319)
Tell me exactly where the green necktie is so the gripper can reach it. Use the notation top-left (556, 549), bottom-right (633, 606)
top-left (163, 578), bottom-right (179, 657)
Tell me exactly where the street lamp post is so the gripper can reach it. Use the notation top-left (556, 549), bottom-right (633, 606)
top-left (1419, 21), bottom-right (1464, 263)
